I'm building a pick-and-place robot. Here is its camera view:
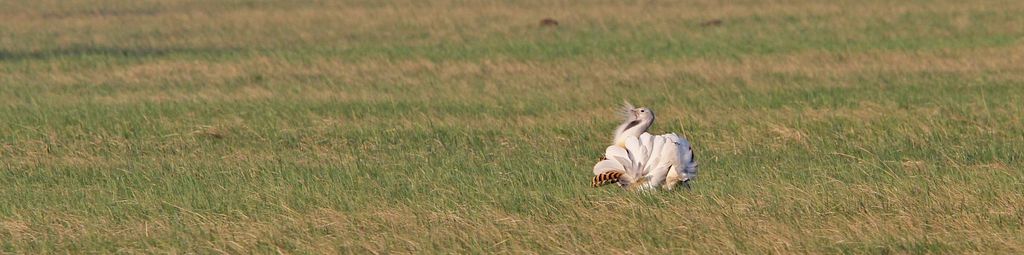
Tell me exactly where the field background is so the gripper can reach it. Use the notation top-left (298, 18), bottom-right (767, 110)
top-left (2, 0), bottom-right (1023, 253)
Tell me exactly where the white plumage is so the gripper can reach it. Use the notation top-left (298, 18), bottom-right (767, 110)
top-left (592, 103), bottom-right (698, 191)
top-left (612, 102), bottom-right (655, 148)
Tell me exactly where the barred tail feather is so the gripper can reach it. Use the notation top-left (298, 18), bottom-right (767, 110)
top-left (592, 171), bottom-right (624, 187)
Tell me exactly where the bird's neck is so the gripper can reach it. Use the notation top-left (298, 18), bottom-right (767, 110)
top-left (613, 119), bottom-right (652, 147)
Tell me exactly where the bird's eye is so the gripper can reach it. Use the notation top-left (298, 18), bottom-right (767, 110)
top-left (640, 110), bottom-right (645, 112)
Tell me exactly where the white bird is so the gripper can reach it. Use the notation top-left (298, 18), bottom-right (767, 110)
top-left (593, 103), bottom-right (698, 191)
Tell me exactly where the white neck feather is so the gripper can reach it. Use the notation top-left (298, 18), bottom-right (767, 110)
top-left (613, 119), bottom-right (652, 147)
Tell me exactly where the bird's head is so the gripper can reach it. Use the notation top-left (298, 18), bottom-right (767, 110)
top-left (632, 107), bottom-right (655, 123)
top-left (620, 101), bottom-right (655, 123)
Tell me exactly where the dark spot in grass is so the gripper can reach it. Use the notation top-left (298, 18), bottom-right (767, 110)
top-left (540, 18), bottom-right (559, 27)
top-left (700, 19), bottom-right (723, 27)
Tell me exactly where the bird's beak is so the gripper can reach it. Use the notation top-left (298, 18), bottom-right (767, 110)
top-left (682, 179), bottom-right (692, 190)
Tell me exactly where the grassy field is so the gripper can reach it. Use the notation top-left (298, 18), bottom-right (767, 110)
top-left (2, 0), bottom-right (1023, 253)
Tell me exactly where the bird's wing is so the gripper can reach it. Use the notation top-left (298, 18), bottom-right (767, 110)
top-left (665, 133), bottom-right (698, 181)
top-left (593, 159), bottom-right (625, 175)
top-left (642, 135), bottom-right (666, 176)
top-left (640, 132), bottom-right (655, 157)
top-left (603, 145), bottom-right (632, 173)
top-left (600, 140), bottom-right (644, 186)
top-left (605, 146), bottom-right (629, 162)
top-left (644, 135), bottom-right (679, 186)
top-left (624, 136), bottom-right (647, 176)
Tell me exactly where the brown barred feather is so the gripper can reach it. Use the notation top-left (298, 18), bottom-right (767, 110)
top-left (592, 171), bottom-right (624, 187)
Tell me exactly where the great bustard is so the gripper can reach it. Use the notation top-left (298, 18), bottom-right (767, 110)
top-left (594, 102), bottom-right (698, 191)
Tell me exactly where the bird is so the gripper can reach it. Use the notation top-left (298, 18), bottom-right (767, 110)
top-left (593, 103), bottom-right (698, 191)
top-left (593, 133), bottom-right (697, 191)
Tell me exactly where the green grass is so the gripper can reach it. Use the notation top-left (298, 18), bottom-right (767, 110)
top-left (2, 0), bottom-right (1023, 253)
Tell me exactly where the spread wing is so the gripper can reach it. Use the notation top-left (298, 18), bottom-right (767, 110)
top-left (624, 135), bottom-right (648, 176)
top-left (645, 134), bottom-right (681, 187)
top-left (665, 133), bottom-right (698, 181)
top-left (642, 134), bottom-right (666, 175)
top-left (593, 146), bottom-right (628, 175)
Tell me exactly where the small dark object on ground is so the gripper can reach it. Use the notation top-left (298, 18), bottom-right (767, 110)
top-left (700, 19), bottom-right (723, 27)
top-left (540, 18), bottom-right (559, 27)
